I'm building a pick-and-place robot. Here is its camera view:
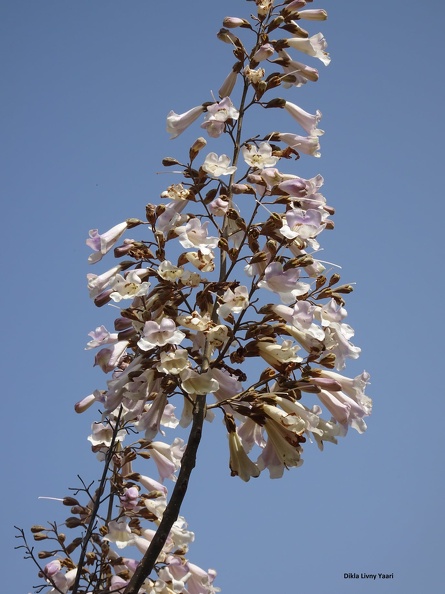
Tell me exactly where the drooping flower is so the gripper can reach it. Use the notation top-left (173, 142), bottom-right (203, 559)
top-left (149, 438), bottom-right (185, 482)
top-left (228, 430), bottom-right (260, 481)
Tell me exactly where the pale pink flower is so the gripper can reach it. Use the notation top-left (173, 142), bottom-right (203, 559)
top-left (252, 42), bottom-right (274, 63)
top-left (201, 97), bottom-right (239, 138)
top-left (86, 221), bottom-right (128, 264)
top-left (137, 318), bottom-right (185, 351)
top-left (93, 340), bottom-right (129, 373)
top-left (257, 262), bottom-right (310, 303)
top-left (150, 438), bottom-right (185, 482)
top-left (85, 325), bottom-right (118, 349)
top-left (280, 208), bottom-right (326, 241)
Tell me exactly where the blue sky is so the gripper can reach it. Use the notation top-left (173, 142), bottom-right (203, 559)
top-left (2, 1), bottom-right (444, 593)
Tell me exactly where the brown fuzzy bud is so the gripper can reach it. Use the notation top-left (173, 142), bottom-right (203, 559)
top-left (162, 157), bottom-right (181, 166)
top-left (65, 517), bottom-right (83, 529)
top-left (33, 533), bottom-right (48, 541)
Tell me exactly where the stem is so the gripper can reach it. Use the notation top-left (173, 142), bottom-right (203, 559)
top-left (123, 393), bottom-right (206, 594)
top-left (71, 406), bottom-right (123, 594)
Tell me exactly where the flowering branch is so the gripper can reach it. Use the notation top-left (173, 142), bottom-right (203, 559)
top-left (18, 1), bottom-right (371, 592)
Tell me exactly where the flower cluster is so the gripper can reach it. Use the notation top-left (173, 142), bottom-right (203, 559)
top-left (20, 1), bottom-right (370, 592)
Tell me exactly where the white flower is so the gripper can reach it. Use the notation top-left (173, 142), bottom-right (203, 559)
top-left (109, 270), bottom-right (150, 302)
top-left (228, 431), bottom-right (260, 481)
top-left (277, 132), bottom-right (321, 157)
top-left (257, 339), bottom-right (302, 371)
top-left (202, 153), bottom-right (237, 177)
top-left (158, 260), bottom-right (183, 281)
top-left (284, 101), bottom-right (323, 136)
top-left (287, 32), bottom-right (331, 66)
top-left (217, 286), bottom-right (249, 319)
top-left (137, 318), bottom-right (186, 351)
top-left (87, 422), bottom-right (126, 447)
top-left (175, 218), bottom-right (218, 255)
top-left (183, 250), bottom-right (215, 272)
top-left (242, 142), bottom-right (279, 170)
top-left (103, 519), bottom-right (135, 549)
top-left (180, 369), bottom-right (219, 395)
top-left (166, 105), bottom-right (204, 139)
top-left (156, 348), bottom-right (190, 375)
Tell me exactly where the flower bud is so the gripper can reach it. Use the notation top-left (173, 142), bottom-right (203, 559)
top-left (189, 137), bottom-right (207, 162)
top-left (223, 17), bottom-right (250, 28)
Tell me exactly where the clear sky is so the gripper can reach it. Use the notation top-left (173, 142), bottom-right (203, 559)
top-left (2, 1), bottom-right (445, 593)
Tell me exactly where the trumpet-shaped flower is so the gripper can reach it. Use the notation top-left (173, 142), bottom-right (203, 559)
top-left (86, 222), bottom-right (128, 264)
top-left (167, 105), bottom-right (204, 139)
top-left (150, 438), bottom-right (185, 482)
top-left (284, 101), bottom-right (323, 136)
top-left (277, 132), bottom-right (321, 157)
top-left (287, 32), bottom-right (331, 66)
top-left (228, 431), bottom-right (260, 481)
